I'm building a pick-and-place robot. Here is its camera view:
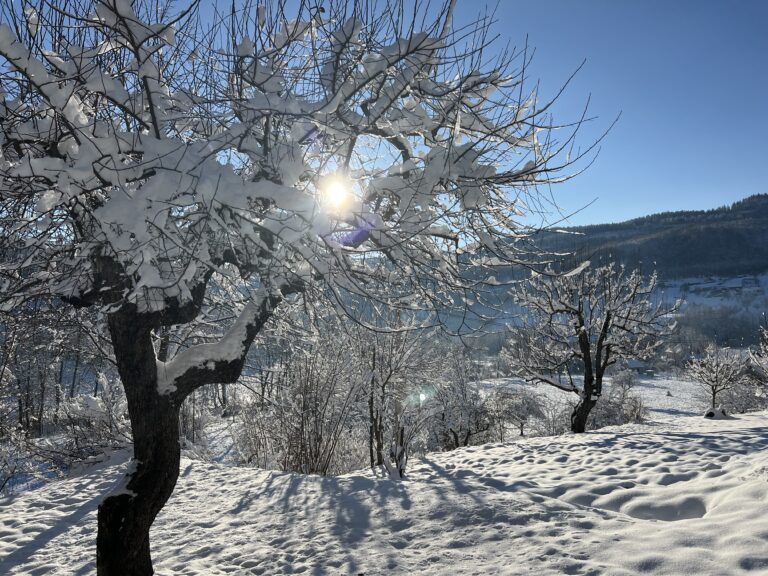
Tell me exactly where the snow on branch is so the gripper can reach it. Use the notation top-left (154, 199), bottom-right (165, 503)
top-left (156, 282), bottom-right (298, 398)
top-left (0, 0), bottom-right (603, 351)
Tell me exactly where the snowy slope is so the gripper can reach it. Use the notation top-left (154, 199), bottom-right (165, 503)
top-left (2, 412), bottom-right (768, 575)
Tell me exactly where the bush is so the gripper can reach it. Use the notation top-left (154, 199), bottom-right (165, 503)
top-left (530, 395), bottom-right (573, 437)
top-left (0, 427), bottom-right (36, 495)
top-left (588, 370), bottom-right (647, 429)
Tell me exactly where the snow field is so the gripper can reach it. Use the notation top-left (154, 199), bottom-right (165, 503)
top-left (478, 373), bottom-right (704, 419)
top-left (2, 411), bottom-right (768, 574)
top-left (410, 413), bottom-right (768, 574)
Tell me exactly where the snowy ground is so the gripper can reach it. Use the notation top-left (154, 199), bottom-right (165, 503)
top-left (2, 406), bottom-right (768, 574)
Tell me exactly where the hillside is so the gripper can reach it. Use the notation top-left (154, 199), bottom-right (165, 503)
top-left (2, 405), bottom-right (768, 574)
top-left (533, 194), bottom-right (768, 279)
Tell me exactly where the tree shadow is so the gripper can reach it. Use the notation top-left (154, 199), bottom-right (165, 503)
top-left (585, 426), bottom-right (768, 455)
top-left (226, 469), bottom-right (416, 575)
top-left (0, 495), bottom-right (98, 571)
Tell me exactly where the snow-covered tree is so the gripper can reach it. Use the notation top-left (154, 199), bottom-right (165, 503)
top-left (687, 344), bottom-right (744, 410)
top-left (430, 343), bottom-right (493, 449)
top-left (361, 315), bottom-right (441, 478)
top-left (489, 386), bottom-right (543, 439)
top-left (0, 0), bottom-right (593, 572)
top-left (751, 328), bottom-right (768, 380)
top-left (502, 262), bottom-right (675, 433)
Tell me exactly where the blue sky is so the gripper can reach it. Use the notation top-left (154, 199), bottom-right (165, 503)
top-left (201, 0), bottom-right (765, 225)
top-left (450, 0), bottom-right (768, 225)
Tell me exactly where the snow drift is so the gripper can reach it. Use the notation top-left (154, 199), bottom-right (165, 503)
top-left (2, 412), bottom-right (768, 575)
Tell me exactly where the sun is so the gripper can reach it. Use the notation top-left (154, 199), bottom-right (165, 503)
top-left (322, 176), bottom-right (352, 211)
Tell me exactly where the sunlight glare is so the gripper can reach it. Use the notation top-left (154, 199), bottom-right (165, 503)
top-left (322, 176), bottom-right (352, 212)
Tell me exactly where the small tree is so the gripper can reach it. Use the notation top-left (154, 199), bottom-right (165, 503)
top-left (363, 321), bottom-right (440, 478)
top-left (687, 344), bottom-right (744, 410)
top-left (503, 262), bottom-right (676, 433)
top-left (430, 343), bottom-right (492, 449)
top-left (490, 386), bottom-right (543, 440)
top-left (530, 395), bottom-right (572, 437)
top-left (736, 327), bottom-right (768, 413)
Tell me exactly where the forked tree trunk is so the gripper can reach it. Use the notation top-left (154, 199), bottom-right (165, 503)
top-left (570, 395), bottom-right (597, 433)
top-left (571, 319), bottom-right (606, 433)
top-left (570, 373), bottom-right (601, 433)
top-left (95, 290), bottom-right (282, 575)
top-left (98, 313), bottom-right (180, 576)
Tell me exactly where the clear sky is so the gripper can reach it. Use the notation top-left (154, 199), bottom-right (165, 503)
top-left (451, 0), bottom-right (768, 226)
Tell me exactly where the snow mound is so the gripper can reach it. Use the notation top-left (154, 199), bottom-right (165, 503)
top-left (2, 413), bottom-right (768, 575)
top-left (704, 406), bottom-right (730, 420)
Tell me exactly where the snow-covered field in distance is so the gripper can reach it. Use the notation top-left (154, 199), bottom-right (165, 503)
top-left (660, 273), bottom-right (768, 311)
top-left (476, 373), bottom-right (703, 419)
top-left (2, 380), bottom-right (767, 575)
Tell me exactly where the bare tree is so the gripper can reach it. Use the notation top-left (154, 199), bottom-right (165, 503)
top-left (431, 343), bottom-right (493, 449)
top-left (503, 262), bottom-right (676, 433)
top-left (734, 327), bottom-right (768, 413)
top-left (489, 386), bottom-right (543, 440)
top-left (687, 344), bottom-right (744, 410)
top-left (588, 368), bottom-right (646, 428)
top-left (0, 0), bottom-right (594, 572)
top-left (362, 317), bottom-right (440, 478)
top-left (751, 328), bottom-right (768, 380)
top-left (263, 310), bottom-right (362, 476)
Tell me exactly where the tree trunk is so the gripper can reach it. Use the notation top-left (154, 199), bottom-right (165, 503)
top-left (218, 383), bottom-right (228, 412)
top-left (450, 428), bottom-right (460, 450)
top-left (392, 425), bottom-right (407, 478)
top-left (97, 312), bottom-right (180, 576)
top-left (23, 374), bottom-right (31, 430)
top-left (368, 349), bottom-right (385, 469)
top-left (571, 371), bottom-right (603, 433)
top-left (69, 351), bottom-right (81, 399)
top-left (55, 360), bottom-right (64, 426)
top-left (570, 395), bottom-right (597, 433)
top-left (37, 369), bottom-right (46, 436)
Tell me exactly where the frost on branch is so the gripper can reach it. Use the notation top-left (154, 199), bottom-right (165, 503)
top-left (686, 344), bottom-right (744, 411)
top-left (751, 328), bottom-right (768, 380)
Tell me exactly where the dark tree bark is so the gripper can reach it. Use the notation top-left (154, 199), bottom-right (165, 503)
top-left (368, 349), bottom-right (385, 469)
top-left (69, 350), bottom-right (81, 399)
top-left (96, 289), bottom-right (283, 575)
top-left (570, 392), bottom-right (597, 434)
top-left (569, 310), bottom-right (608, 433)
top-left (97, 312), bottom-right (180, 576)
top-left (37, 368), bottom-right (46, 436)
top-left (449, 428), bottom-right (460, 450)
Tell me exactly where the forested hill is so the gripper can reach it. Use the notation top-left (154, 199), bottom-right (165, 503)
top-left (533, 194), bottom-right (768, 278)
